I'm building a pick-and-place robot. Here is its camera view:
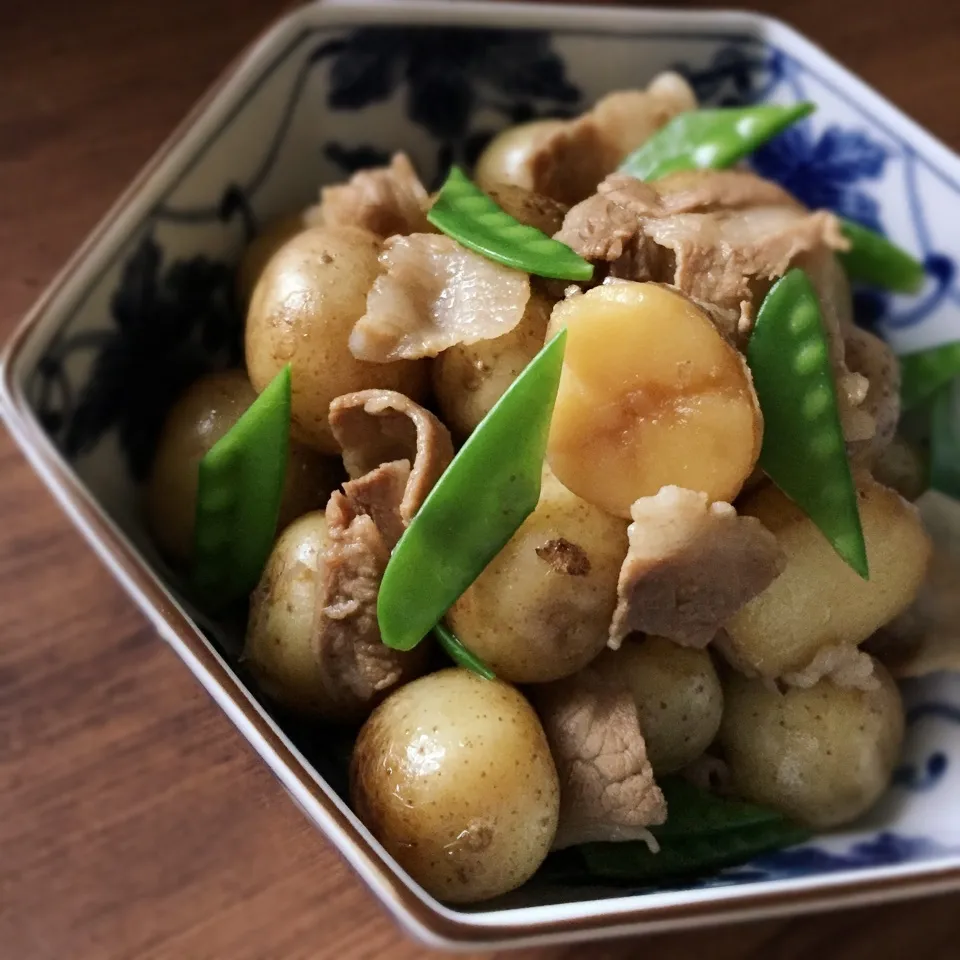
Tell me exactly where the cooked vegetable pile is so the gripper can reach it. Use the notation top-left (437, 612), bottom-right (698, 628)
top-left (143, 74), bottom-right (960, 905)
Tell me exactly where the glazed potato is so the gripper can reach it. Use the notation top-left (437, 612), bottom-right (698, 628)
top-left (592, 636), bottom-right (723, 775)
top-left (719, 661), bottom-right (904, 828)
top-left (245, 226), bottom-right (428, 453)
top-left (236, 212), bottom-right (306, 307)
top-left (144, 369), bottom-right (335, 566)
top-left (432, 288), bottom-right (552, 436)
top-left (474, 119), bottom-right (567, 193)
top-left (546, 283), bottom-right (762, 518)
top-left (244, 511), bottom-right (426, 721)
top-left (447, 469), bottom-right (629, 683)
top-left (350, 669), bottom-right (560, 903)
top-left (243, 511), bottom-right (329, 715)
top-left (724, 474), bottom-right (932, 678)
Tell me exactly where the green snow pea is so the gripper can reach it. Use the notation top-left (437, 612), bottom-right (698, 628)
top-left (930, 379), bottom-right (960, 500)
top-left (900, 341), bottom-right (960, 411)
top-left (747, 269), bottom-right (869, 579)
top-left (377, 329), bottom-right (568, 651)
top-left (838, 218), bottom-right (925, 293)
top-left (427, 166), bottom-right (594, 281)
top-left (192, 364), bottom-right (291, 607)
top-left (434, 622), bottom-right (495, 680)
top-left (618, 102), bottom-right (815, 181)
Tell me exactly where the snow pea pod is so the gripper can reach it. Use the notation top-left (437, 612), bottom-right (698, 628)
top-left (747, 269), bottom-right (869, 579)
top-left (838, 218), bottom-right (925, 293)
top-left (618, 102), bottom-right (815, 181)
top-left (900, 341), bottom-right (960, 411)
top-left (929, 379), bottom-right (960, 500)
top-left (427, 166), bottom-right (593, 281)
top-left (192, 365), bottom-right (291, 607)
top-left (377, 329), bottom-right (568, 651)
top-left (434, 622), bottom-right (495, 680)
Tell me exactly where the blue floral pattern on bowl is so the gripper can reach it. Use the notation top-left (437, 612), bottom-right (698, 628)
top-left (16, 17), bottom-right (960, 905)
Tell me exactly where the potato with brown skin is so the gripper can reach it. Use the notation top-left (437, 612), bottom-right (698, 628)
top-left (723, 474), bottom-right (932, 679)
top-left (144, 369), bottom-right (336, 566)
top-left (446, 469), bottom-right (629, 683)
top-left (245, 226), bottom-right (428, 453)
top-left (474, 119), bottom-right (568, 193)
top-left (243, 511), bottom-right (329, 715)
top-left (546, 282), bottom-right (763, 518)
top-left (719, 661), bottom-right (904, 828)
top-left (432, 288), bottom-right (552, 437)
top-left (872, 434), bottom-right (928, 501)
top-left (236, 212), bottom-right (307, 307)
top-left (350, 669), bottom-right (560, 903)
top-left (592, 636), bottom-right (723, 775)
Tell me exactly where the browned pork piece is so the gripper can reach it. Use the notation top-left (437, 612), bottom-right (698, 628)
top-left (523, 74), bottom-right (698, 206)
top-left (349, 234), bottom-right (531, 361)
top-left (608, 486), bottom-right (785, 650)
top-left (244, 391), bottom-right (452, 721)
top-left (533, 663), bottom-right (666, 849)
top-left (554, 168), bottom-right (890, 444)
top-left (305, 152), bottom-right (432, 238)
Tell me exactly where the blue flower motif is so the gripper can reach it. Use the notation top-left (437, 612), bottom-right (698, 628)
top-left (751, 123), bottom-right (888, 232)
top-left (311, 27), bottom-right (581, 180)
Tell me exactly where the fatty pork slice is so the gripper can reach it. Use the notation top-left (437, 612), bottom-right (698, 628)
top-left (609, 486), bottom-right (785, 650)
top-left (328, 388), bottom-right (455, 536)
top-left (349, 234), bottom-right (531, 362)
top-left (528, 72), bottom-right (698, 206)
top-left (305, 152), bottom-right (432, 239)
top-left (532, 664), bottom-right (666, 850)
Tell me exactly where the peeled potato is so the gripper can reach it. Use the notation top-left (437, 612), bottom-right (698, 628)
top-left (474, 119), bottom-right (567, 193)
top-left (447, 468), bottom-right (628, 683)
top-left (245, 226), bottom-right (428, 453)
top-left (432, 288), bottom-right (552, 437)
top-left (144, 369), bottom-right (336, 566)
top-left (350, 669), bottom-right (559, 903)
top-left (724, 474), bottom-right (932, 678)
top-left (592, 636), bottom-right (723, 775)
top-left (546, 283), bottom-right (762, 518)
top-left (236, 212), bottom-right (306, 307)
top-left (720, 661), bottom-right (904, 828)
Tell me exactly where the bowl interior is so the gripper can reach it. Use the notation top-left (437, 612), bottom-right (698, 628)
top-left (10, 5), bottom-right (960, 920)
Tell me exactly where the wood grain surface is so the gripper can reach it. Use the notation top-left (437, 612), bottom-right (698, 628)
top-left (2, 1), bottom-right (960, 957)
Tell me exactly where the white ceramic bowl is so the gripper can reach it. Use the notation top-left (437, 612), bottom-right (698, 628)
top-left (4, 0), bottom-right (960, 949)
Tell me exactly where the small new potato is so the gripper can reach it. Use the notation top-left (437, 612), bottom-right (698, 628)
top-left (236, 212), bottom-right (307, 307)
top-left (432, 288), bottom-right (552, 436)
top-left (474, 119), bottom-right (567, 193)
top-left (244, 511), bottom-right (329, 715)
top-left (719, 661), bottom-right (904, 828)
top-left (447, 469), bottom-right (629, 683)
top-left (245, 226), bottom-right (428, 453)
top-left (592, 636), bottom-right (723, 775)
top-left (350, 669), bottom-right (560, 903)
top-left (144, 369), bottom-right (335, 566)
top-left (546, 283), bottom-right (763, 518)
top-left (244, 511), bottom-right (426, 720)
top-left (724, 474), bottom-right (932, 678)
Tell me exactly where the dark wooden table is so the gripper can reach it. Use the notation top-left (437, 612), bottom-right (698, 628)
top-left (2, 1), bottom-right (960, 957)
